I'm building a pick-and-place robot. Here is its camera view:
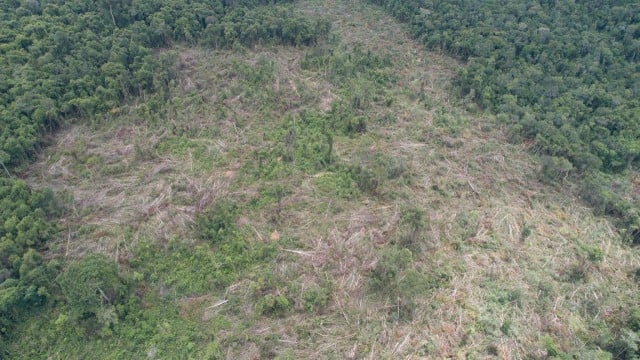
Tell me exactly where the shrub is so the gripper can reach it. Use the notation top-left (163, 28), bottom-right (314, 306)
top-left (394, 206), bottom-right (428, 251)
top-left (579, 244), bottom-right (604, 264)
top-left (313, 171), bottom-right (360, 199)
top-left (369, 247), bottom-right (413, 295)
top-left (580, 173), bottom-right (640, 244)
top-left (56, 254), bottom-right (129, 335)
top-left (454, 211), bottom-right (479, 241)
top-left (196, 200), bottom-right (239, 244)
top-left (369, 247), bottom-right (446, 321)
top-left (346, 164), bottom-right (378, 195)
top-left (606, 328), bottom-right (640, 360)
top-left (256, 294), bottom-right (292, 317)
top-left (540, 156), bottom-right (574, 183)
top-left (302, 282), bottom-right (331, 313)
top-left (0, 178), bottom-right (56, 275)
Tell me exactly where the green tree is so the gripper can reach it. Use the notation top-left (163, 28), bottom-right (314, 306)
top-left (56, 254), bottom-right (128, 333)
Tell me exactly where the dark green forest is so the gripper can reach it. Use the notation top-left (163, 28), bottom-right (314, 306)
top-left (1, 0), bottom-right (639, 358)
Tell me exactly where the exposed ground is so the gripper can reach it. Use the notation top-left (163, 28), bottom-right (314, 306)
top-left (24, 0), bottom-right (640, 358)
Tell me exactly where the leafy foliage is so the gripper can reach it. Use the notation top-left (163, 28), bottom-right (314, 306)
top-left (56, 254), bottom-right (129, 335)
top-left (368, 247), bottom-right (447, 321)
top-left (0, 178), bottom-right (60, 348)
top-left (256, 294), bottom-right (292, 317)
top-left (0, 250), bottom-right (58, 351)
top-left (134, 231), bottom-right (277, 295)
top-left (196, 200), bottom-right (240, 245)
top-left (394, 206), bottom-right (428, 252)
top-left (0, 179), bottom-right (57, 275)
top-left (201, 4), bottom-right (330, 48)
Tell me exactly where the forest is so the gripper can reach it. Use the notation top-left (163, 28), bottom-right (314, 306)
top-left (1, 0), bottom-right (639, 358)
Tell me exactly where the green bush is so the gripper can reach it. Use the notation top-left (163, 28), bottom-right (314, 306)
top-left (313, 171), bottom-right (360, 199)
top-left (0, 179), bottom-right (57, 274)
top-left (580, 173), bottom-right (640, 244)
top-left (346, 164), bottom-right (379, 196)
top-left (196, 200), bottom-right (239, 244)
top-left (368, 247), bottom-right (445, 321)
top-left (256, 294), bottom-right (292, 317)
top-left (369, 247), bottom-right (413, 295)
top-left (394, 206), bottom-right (428, 251)
top-left (133, 232), bottom-right (278, 297)
top-left (246, 111), bottom-right (337, 179)
top-left (579, 244), bottom-right (604, 264)
top-left (56, 254), bottom-right (129, 335)
top-left (327, 102), bottom-right (368, 137)
top-left (605, 328), bottom-right (640, 360)
top-left (0, 178), bottom-right (60, 345)
top-left (301, 44), bottom-right (392, 85)
top-left (454, 211), bottom-right (479, 241)
top-left (540, 156), bottom-right (574, 183)
top-left (302, 282), bottom-right (331, 313)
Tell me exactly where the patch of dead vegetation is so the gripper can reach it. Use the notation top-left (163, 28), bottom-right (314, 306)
top-left (27, 122), bottom-right (233, 259)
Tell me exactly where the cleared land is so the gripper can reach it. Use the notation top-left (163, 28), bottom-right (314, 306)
top-left (20, 0), bottom-right (640, 358)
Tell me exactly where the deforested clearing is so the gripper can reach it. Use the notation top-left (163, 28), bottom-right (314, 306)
top-left (3, 0), bottom-right (639, 359)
